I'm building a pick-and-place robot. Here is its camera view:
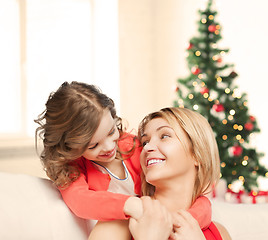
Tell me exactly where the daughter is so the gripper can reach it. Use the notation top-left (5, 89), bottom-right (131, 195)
top-left (35, 82), bottom-right (212, 238)
top-left (35, 81), bottom-right (142, 222)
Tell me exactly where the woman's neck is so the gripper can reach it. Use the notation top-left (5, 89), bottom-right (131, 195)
top-left (153, 178), bottom-right (195, 213)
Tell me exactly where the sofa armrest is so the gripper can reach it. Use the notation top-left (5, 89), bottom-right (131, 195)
top-left (0, 172), bottom-right (89, 240)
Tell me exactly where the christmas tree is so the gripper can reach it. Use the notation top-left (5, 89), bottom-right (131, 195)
top-left (174, 0), bottom-right (268, 193)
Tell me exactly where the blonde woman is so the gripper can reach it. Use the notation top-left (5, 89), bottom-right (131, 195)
top-left (129, 107), bottom-right (231, 240)
top-left (89, 107), bottom-right (230, 240)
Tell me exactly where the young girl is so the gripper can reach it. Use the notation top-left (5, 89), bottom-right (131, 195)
top-left (129, 107), bottom-right (231, 240)
top-left (35, 82), bottom-right (212, 238)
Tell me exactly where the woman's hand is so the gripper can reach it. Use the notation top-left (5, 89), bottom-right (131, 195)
top-left (129, 196), bottom-right (173, 240)
top-left (170, 210), bottom-right (206, 240)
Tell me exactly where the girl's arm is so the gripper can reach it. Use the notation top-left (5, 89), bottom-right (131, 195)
top-left (87, 197), bottom-right (143, 240)
top-left (60, 174), bottom-right (131, 221)
top-left (187, 196), bottom-right (211, 229)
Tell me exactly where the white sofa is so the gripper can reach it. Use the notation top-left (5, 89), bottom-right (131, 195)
top-left (1, 172), bottom-right (268, 240)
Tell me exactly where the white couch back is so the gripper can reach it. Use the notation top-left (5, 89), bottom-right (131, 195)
top-left (1, 172), bottom-right (268, 240)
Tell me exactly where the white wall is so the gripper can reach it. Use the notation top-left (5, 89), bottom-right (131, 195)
top-left (118, 0), bottom-right (182, 132)
top-left (118, 0), bottom-right (268, 173)
top-left (216, 0), bottom-right (268, 171)
top-left (1, 0), bottom-right (268, 180)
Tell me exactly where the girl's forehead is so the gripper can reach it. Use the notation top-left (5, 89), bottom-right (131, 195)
top-left (89, 109), bottom-right (114, 144)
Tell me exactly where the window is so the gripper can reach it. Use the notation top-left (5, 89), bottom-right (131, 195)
top-left (0, 0), bottom-right (119, 140)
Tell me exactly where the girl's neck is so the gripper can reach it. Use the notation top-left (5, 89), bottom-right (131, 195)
top-left (101, 159), bottom-right (126, 179)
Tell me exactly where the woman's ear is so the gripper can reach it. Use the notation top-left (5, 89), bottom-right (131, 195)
top-left (193, 157), bottom-right (199, 167)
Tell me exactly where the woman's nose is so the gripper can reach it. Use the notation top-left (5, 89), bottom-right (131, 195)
top-left (143, 141), bottom-right (157, 152)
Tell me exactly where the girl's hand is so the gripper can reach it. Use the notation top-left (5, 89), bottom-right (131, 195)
top-left (124, 196), bottom-right (143, 220)
top-left (129, 196), bottom-right (173, 240)
top-left (169, 210), bottom-right (206, 240)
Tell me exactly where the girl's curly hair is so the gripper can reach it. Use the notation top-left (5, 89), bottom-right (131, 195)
top-left (35, 81), bottom-right (122, 189)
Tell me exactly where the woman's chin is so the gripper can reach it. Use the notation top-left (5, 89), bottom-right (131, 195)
top-left (145, 174), bottom-right (162, 186)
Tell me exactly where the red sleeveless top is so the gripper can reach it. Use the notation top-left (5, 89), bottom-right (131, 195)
top-left (203, 222), bottom-right (222, 240)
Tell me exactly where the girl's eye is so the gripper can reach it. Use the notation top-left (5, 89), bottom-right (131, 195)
top-left (109, 127), bottom-right (116, 136)
top-left (88, 143), bottom-right (98, 150)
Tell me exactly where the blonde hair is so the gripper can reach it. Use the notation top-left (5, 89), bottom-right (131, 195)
top-left (35, 81), bottom-right (122, 188)
top-left (138, 107), bottom-right (221, 203)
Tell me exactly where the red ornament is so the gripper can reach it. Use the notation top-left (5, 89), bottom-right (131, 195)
top-left (187, 43), bottom-right (194, 50)
top-left (229, 71), bottom-right (238, 78)
top-left (244, 122), bottom-right (254, 131)
top-left (174, 86), bottom-right (179, 92)
top-left (249, 115), bottom-right (256, 122)
top-left (217, 58), bottom-right (222, 63)
top-left (208, 25), bottom-right (217, 33)
top-left (200, 87), bottom-right (209, 95)
top-left (191, 66), bottom-right (201, 75)
top-left (231, 145), bottom-right (243, 157)
top-left (212, 103), bottom-right (225, 112)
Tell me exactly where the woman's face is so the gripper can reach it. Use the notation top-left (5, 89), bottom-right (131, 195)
top-left (140, 117), bottom-right (197, 186)
top-left (82, 109), bottom-right (119, 167)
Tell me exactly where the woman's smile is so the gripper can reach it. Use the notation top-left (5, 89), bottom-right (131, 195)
top-left (146, 158), bottom-right (166, 167)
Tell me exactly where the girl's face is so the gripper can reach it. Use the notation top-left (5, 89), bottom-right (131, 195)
top-left (140, 117), bottom-right (197, 186)
top-left (82, 109), bottom-right (119, 167)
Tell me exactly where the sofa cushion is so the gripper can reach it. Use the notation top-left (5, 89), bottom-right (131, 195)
top-left (212, 199), bottom-right (268, 240)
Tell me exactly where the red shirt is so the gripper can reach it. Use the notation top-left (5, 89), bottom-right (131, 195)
top-left (60, 134), bottom-right (142, 221)
top-left (203, 222), bottom-right (223, 240)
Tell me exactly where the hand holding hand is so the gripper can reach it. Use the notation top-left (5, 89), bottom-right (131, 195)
top-left (169, 210), bottom-right (206, 240)
top-left (129, 196), bottom-right (173, 240)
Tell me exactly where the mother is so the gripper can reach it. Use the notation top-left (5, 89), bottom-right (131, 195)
top-left (129, 107), bottom-right (231, 240)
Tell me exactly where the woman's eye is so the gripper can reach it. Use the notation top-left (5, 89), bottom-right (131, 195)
top-left (142, 141), bottom-right (148, 147)
top-left (161, 134), bottom-right (170, 139)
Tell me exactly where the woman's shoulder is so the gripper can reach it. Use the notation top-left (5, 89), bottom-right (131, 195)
top-left (213, 222), bottom-right (232, 240)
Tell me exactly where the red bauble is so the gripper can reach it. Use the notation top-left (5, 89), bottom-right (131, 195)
top-left (212, 103), bottom-right (225, 112)
top-left (245, 122), bottom-right (254, 131)
top-left (217, 58), bottom-right (222, 63)
top-left (191, 66), bottom-right (201, 75)
top-left (200, 87), bottom-right (209, 95)
top-left (249, 115), bottom-right (256, 122)
top-left (229, 71), bottom-right (238, 78)
top-left (231, 145), bottom-right (243, 157)
top-left (187, 43), bottom-right (194, 50)
top-left (208, 25), bottom-right (217, 33)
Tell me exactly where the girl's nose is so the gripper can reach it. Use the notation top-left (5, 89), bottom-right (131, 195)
top-left (102, 138), bottom-right (115, 151)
